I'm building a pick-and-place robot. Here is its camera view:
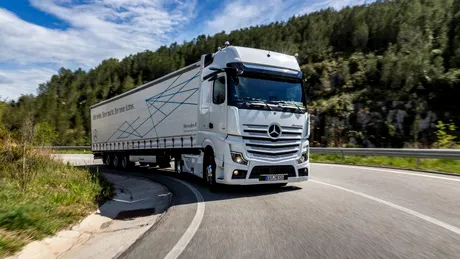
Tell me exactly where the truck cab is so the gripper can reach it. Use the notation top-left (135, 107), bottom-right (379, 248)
top-left (189, 45), bottom-right (310, 187)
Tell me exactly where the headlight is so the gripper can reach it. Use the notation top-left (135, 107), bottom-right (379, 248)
top-left (231, 152), bottom-right (248, 165)
top-left (297, 151), bottom-right (308, 164)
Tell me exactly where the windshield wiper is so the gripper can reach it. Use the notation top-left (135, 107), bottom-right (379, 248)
top-left (237, 97), bottom-right (273, 111)
top-left (269, 101), bottom-right (304, 113)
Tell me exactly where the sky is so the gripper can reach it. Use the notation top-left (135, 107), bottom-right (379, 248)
top-left (0, 0), bottom-right (372, 101)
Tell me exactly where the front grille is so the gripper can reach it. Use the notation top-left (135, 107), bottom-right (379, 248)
top-left (249, 165), bottom-right (297, 179)
top-left (242, 124), bottom-right (303, 159)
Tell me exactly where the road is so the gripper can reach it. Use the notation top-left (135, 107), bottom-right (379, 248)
top-left (85, 160), bottom-right (460, 259)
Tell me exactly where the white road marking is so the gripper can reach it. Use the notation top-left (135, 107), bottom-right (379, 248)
top-left (314, 163), bottom-right (460, 182)
top-left (311, 179), bottom-right (460, 236)
top-left (163, 177), bottom-right (205, 259)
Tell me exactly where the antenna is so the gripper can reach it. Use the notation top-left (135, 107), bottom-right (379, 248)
top-left (224, 41), bottom-right (230, 47)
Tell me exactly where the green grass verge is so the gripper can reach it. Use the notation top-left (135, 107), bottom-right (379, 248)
top-left (0, 154), bottom-right (113, 257)
top-left (310, 154), bottom-right (460, 174)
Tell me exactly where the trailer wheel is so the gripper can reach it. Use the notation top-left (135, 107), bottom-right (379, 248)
top-left (112, 154), bottom-right (120, 169)
top-left (203, 152), bottom-right (219, 192)
top-left (105, 154), bottom-right (112, 168)
top-left (121, 155), bottom-right (134, 170)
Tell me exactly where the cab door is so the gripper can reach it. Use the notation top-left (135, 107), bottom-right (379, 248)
top-left (209, 73), bottom-right (227, 135)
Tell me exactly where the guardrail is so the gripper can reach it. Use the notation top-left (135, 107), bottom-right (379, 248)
top-left (41, 146), bottom-right (460, 160)
top-left (310, 147), bottom-right (460, 159)
top-left (40, 146), bottom-right (91, 150)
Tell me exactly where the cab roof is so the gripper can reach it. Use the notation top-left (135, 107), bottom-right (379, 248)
top-left (211, 46), bottom-right (300, 71)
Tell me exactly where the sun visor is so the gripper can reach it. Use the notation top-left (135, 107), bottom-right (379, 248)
top-left (226, 62), bottom-right (303, 80)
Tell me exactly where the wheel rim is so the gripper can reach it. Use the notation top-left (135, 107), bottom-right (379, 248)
top-left (207, 165), bottom-right (213, 185)
top-left (113, 155), bottom-right (119, 168)
top-left (122, 156), bottom-right (127, 169)
top-left (106, 155), bottom-right (111, 166)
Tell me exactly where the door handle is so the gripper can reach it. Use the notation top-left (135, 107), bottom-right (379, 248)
top-left (209, 123), bottom-right (214, 129)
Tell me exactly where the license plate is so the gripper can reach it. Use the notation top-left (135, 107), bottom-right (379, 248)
top-left (262, 175), bottom-right (285, 181)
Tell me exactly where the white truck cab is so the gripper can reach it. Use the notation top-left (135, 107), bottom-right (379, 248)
top-left (91, 44), bottom-right (310, 190)
top-left (193, 46), bottom-right (310, 187)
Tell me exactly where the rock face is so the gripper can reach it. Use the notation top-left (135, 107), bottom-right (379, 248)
top-left (309, 100), bottom-right (443, 148)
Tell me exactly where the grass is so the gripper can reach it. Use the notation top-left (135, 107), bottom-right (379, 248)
top-left (0, 148), bottom-right (113, 257)
top-left (310, 154), bottom-right (460, 174)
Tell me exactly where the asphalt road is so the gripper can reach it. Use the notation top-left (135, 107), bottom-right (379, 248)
top-left (101, 163), bottom-right (460, 259)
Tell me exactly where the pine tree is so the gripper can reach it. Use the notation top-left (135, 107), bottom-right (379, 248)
top-left (120, 75), bottom-right (135, 94)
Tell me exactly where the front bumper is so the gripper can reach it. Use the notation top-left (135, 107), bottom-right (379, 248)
top-left (216, 161), bottom-right (310, 185)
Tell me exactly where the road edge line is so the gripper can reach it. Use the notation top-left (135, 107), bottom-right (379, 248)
top-left (163, 176), bottom-right (205, 259)
top-left (311, 179), bottom-right (460, 236)
top-left (313, 163), bottom-right (460, 182)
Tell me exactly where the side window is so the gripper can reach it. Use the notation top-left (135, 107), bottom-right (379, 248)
top-left (213, 77), bottom-right (226, 105)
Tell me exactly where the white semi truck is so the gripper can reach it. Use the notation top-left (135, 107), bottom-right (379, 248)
top-left (91, 44), bottom-right (310, 190)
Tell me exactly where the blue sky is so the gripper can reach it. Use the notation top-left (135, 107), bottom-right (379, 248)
top-left (0, 0), bottom-right (371, 100)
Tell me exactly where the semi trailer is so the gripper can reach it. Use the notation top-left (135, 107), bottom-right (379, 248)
top-left (91, 43), bottom-right (310, 190)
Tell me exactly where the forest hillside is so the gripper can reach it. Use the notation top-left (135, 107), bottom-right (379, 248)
top-left (3, 0), bottom-right (460, 148)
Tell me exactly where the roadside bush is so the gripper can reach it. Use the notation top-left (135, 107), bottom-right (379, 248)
top-left (434, 121), bottom-right (458, 148)
top-left (0, 126), bottom-right (112, 257)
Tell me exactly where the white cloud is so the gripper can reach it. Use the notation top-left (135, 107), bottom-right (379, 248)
top-left (204, 0), bottom-right (373, 36)
top-left (0, 68), bottom-right (56, 101)
top-left (0, 0), bottom-right (197, 100)
top-left (205, 0), bottom-right (281, 34)
top-left (296, 0), bottom-right (371, 16)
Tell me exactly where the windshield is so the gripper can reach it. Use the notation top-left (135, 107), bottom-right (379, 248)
top-left (228, 74), bottom-right (305, 108)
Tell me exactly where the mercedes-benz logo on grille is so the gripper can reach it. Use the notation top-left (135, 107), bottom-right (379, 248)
top-left (268, 124), bottom-right (282, 139)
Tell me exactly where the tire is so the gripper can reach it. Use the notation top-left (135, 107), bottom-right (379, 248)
top-left (121, 155), bottom-right (134, 170)
top-left (203, 152), bottom-right (219, 192)
top-left (112, 154), bottom-right (120, 169)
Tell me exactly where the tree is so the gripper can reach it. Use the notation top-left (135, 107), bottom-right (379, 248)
top-left (34, 122), bottom-right (57, 146)
top-left (448, 0), bottom-right (460, 66)
top-left (120, 75), bottom-right (135, 94)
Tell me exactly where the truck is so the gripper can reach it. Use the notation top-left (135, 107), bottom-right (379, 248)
top-left (91, 43), bottom-right (310, 190)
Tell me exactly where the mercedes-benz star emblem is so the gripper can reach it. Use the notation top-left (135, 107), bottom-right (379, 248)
top-left (268, 124), bottom-right (282, 139)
